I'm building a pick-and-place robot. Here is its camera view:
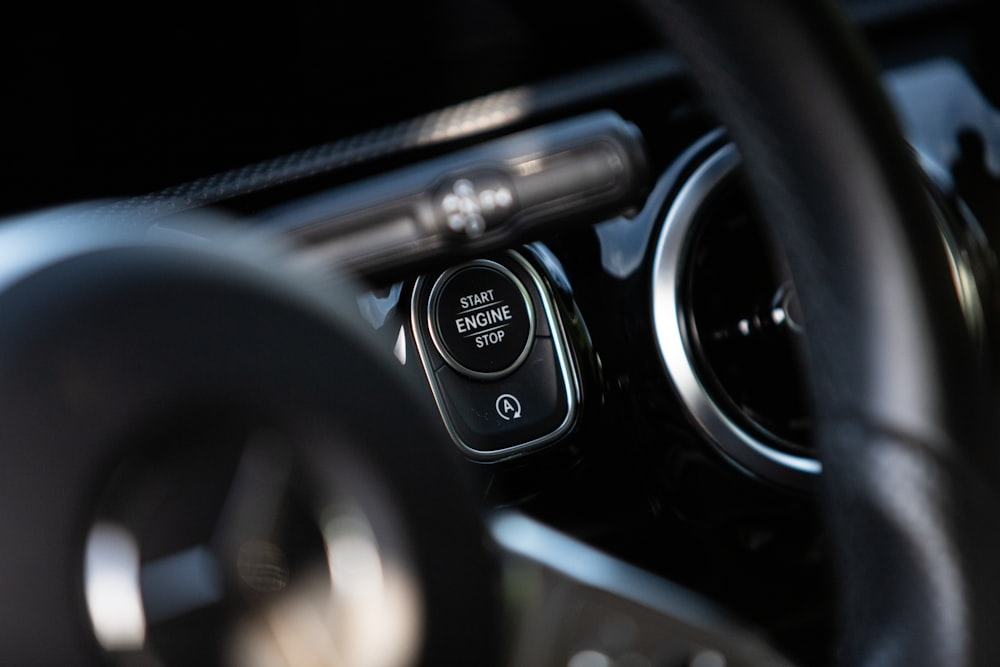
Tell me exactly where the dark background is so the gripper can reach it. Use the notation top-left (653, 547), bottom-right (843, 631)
top-left (3, 0), bottom-right (993, 217)
top-left (3, 1), bottom-right (656, 215)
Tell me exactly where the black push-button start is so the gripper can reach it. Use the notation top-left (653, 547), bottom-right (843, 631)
top-left (429, 261), bottom-right (534, 378)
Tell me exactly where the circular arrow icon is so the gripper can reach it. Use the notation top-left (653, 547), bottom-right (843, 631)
top-left (495, 393), bottom-right (522, 421)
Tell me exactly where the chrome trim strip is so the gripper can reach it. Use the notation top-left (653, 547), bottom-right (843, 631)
top-left (85, 523), bottom-right (147, 651)
top-left (411, 250), bottom-right (580, 462)
top-left (650, 144), bottom-right (822, 489)
top-left (490, 511), bottom-right (799, 667)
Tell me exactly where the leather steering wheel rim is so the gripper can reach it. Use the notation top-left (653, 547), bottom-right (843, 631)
top-left (0, 224), bottom-right (499, 665)
top-left (634, 0), bottom-right (1000, 665)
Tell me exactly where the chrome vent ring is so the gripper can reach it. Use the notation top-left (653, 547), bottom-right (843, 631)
top-left (651, 144), bottom-right (821, 489)
top-left (652, 143), bottom-right (986, 490)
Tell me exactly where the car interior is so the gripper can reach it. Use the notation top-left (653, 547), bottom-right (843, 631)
top-left (4, 0), bottom-right (1000, 665)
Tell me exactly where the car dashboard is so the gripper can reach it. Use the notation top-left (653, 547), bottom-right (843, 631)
top-left (4, 1), bottom-right (1000, 665)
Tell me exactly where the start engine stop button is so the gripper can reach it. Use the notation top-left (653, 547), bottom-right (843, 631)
top-left (429, 260), bottom-right (535, 378)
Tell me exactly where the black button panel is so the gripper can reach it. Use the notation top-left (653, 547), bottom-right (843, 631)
top-left (411, 250), bottom-right (579, 461)
top-left (429, 262), bottom-right (534, 378)
top-left (434, 340), bottom-right (568, 453)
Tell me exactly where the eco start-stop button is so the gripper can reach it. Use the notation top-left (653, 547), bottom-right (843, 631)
top-left (429, 261), bottom-right (535, 378)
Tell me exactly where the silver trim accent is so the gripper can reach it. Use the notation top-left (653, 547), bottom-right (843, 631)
top-left (85, 522), bottom-right (147, 651)
top-left (490, 511), bottom-right (799, 667)
top-left (913, 149), bottom-right (987, 356)
top-left (426, 259), bottom-right (536, 380)
top-left (651, 144), bottom-right (986, 490)
top-left (650, 145), bottom-right (822, 489)
top-left (411, 250), bottom-right (580, 462)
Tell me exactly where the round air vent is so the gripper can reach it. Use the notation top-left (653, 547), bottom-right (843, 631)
top-left (683, 181), bottom-right (812, 457)
top-left (651, 143), bottom-right (985, 489)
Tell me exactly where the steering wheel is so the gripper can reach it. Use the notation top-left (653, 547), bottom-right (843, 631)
top-left (2, 0), bottom-right (999, 666)
top-left (637, 0), bottom-right (1000, 665)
